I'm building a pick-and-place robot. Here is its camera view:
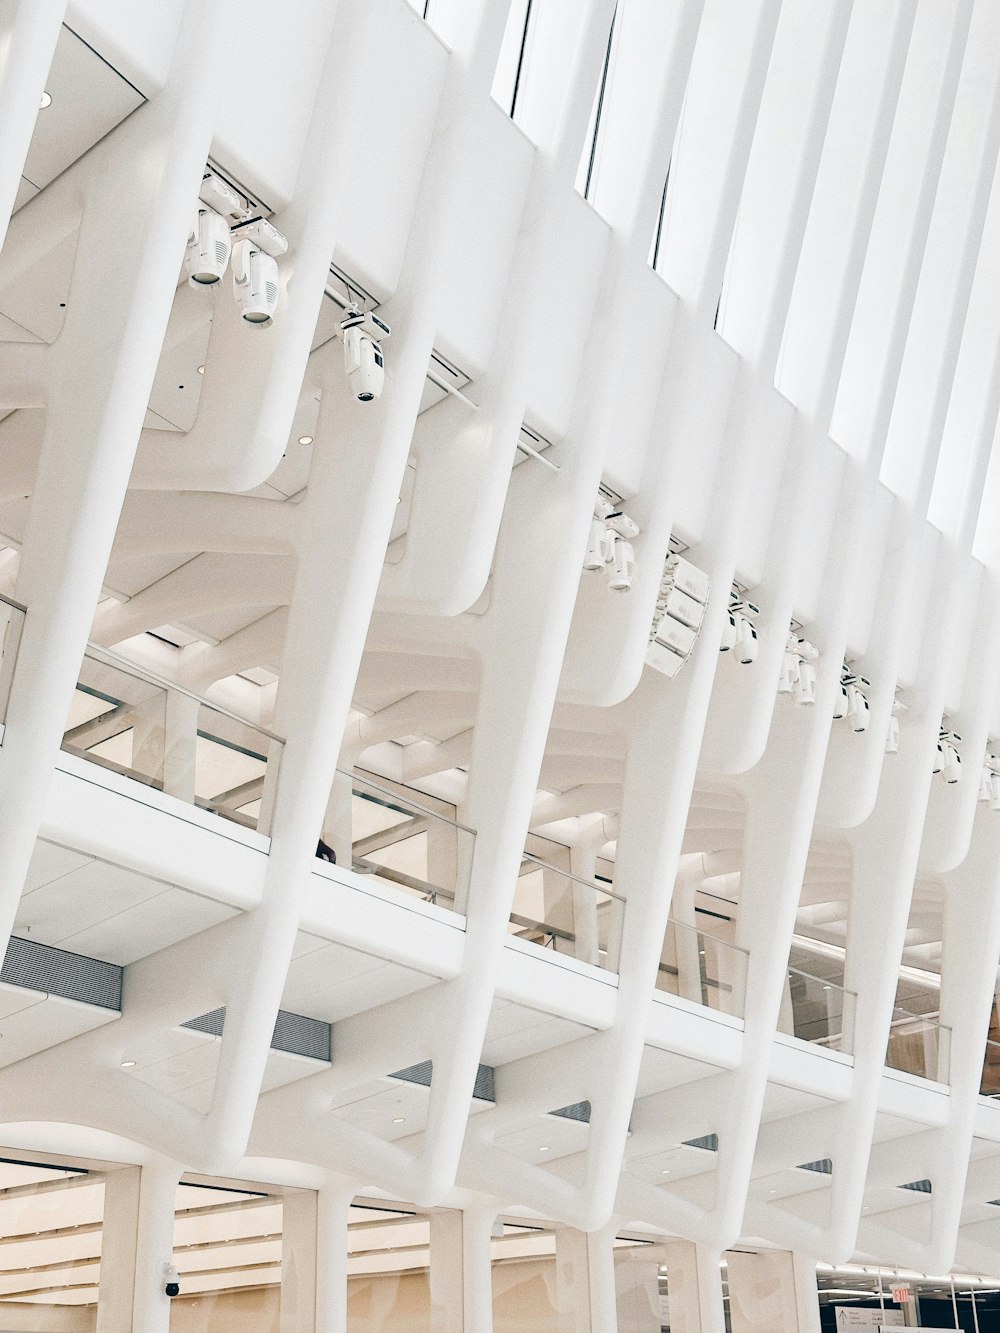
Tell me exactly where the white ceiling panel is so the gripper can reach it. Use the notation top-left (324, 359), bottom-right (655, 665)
top-left (22, 27), bottom-right (144, 191)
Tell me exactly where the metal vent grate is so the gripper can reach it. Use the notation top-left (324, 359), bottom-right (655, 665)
top-left (182, 1007), bottom-right (331, 1062)
top-left (1, 936), bottom-right (122, 1011)
top-left (389, 1060), bottom-right (496, 1103)
top-left (898, 1178), bottom-right (932, 1193)
top-left (798, 1159), bottom-right (833, 1175)
top-left (682, 1133), bottom-right (719, 1152)
top-left (551, 1101), bottom-right (592, 1124)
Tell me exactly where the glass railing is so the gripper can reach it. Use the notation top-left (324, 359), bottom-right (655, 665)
top-left (63, 645), bottom-right (283, 834)
top-left (507, 854), bottom-right (625, 973)
top-left (656, 918), bottom-right (749, 1020)
top-left (885, 1007), bottom-right (951, 1083)
top-left (0, 594), bottom-right (25, 727)
top-left (778, 966), bottom-right (857, 1055)
top-left (322, 768), bottom-right (475, 916)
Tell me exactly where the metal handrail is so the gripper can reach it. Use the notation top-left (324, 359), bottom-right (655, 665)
top-left (519, 851), bottom-right (627, 903)
top-left (83, 643), bottom-right (285, 745)
top-left (888, 1006), bottom-right (945, 1030)
top-left (670, 915), bottom-right (749, 958)
top-left (345, 767), bottom-right (477, 837)
top-left (786, 963), bottom-right (856, 996)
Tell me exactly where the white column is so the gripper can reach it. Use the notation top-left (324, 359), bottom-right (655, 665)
top-left (660, 1242), bottom-right (726, 1333)
top-left (315, 1186), bottom-right (353, 1333)
top-left (0, 0), bottom-right (67, 252)
top-left (96, 1166), bottom-right (142, 1333)
top-left (0, 0), bottom-right (236, 955)
top-left (281, 1191), bottom-right (319, 1333)
top-left (130, 1158), bottom-right (181, 1333)
top-left (162, 690), bottom-right (200, 805)
top-left (727, 1250), bottom-right (820, 1333)
top-left (556, 1225), bottom-right (619, 1333)
top-left (429, 1205), bottom-right (496, 1332)
top-left (613, 1244), bottom-right (662, 1333)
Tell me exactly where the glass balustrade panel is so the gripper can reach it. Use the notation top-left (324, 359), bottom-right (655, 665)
top-left (321, 769), bottom-right (474, 916)
top-left (506, 855), bottom-right (625, 974)
top-left (885, 1009), bottom-right (951, 1082)
top-left (62, 647), bottom-right (282, 834)
top-left (655, 918), bottom-right (748, 1020)
top-left (777, 967), bottom-right (857, 1055)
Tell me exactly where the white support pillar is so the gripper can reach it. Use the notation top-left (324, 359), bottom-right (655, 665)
top-left (429, 1205), bottom-right (496, 1332)
top-left (660, 1242), bottom-right (727, 1333)
top-left (96, 1166), bottom-right (141, 1333)
top-left (614, 1244), bottom-right (663, 1333)
top-left (555, 1224), bottom-right (619, 1333)
top-left (0, 0), bottom-right (236, 955)
top-left (727, 1250), bottom-right (820, 1333)
top-left (98, 1157), bottom-right (180, 1333)
top-left (162, 689), bottom-right (200, 805)
top-left (315, 1185), bottom-right (354, 1333)
top-left (0, 0), bottom-right (67, 253)
top-left (281, 1191), bottom-right (319, 1333)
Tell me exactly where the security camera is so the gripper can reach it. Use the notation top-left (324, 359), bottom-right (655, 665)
top-left (231, 239), bottom-right (278, 327)
top-left (186, 207), bottom-right (232, 287)
top-left (607, 536), bottom-right (635, 592)
top-left (162, 1262), bottom-right (180, 1298)
top-left (344, 326), bottom-right (384, 402)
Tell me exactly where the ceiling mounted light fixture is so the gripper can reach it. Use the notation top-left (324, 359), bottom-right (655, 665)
top-left (39, 91), bottom-right (52, 109)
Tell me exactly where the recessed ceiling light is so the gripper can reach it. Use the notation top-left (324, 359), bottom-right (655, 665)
top-left (539, 1146), bottom-right (550, 1152)
top-left (661, 1169), bottom-right (671, 1175)
top-left (392, 1116), bottom-right (405, 1125)
top-left (298, 434), bottom-right (313, 445)
top-left (197, 364), bottom-right (205, 374)
top-left (121, 1060), bottom-right (136, 1069)
top-left (769, 1188), bottom-right (778, 1194)
top-left (39, 91), bottom-right (52, 109)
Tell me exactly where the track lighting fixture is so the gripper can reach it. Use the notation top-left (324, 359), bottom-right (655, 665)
top-left (341, 305), bottom-right (390, 402)
top-left (834, 664), bottom-right (869, 731)
top-left (646, 552), bottom-right (710, 678)
top-left (232, 239), bottom-right (279, 327)
top-left (720, 593), bottom-right (758, 665)
top-left (779, 631), bottom-right (818, 705)
top-left (186, 206), bottom-right (232, 287)
top-left (582, 498), bottom-right (641, 592)
top-left (934, 725), bottom-right (961, 784)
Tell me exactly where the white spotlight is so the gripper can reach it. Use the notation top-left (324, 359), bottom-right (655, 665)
top-left (232, 239), bottom-right (278, 327)
top-left (846, 684), bottom-right (869, 733)
top-left (735, 613), bottom-right (758, 665)
top-left (186, 207), bottom-right (232, 287)
top-left (794, 660), bottom-right (816, 706)
top-left (778, 633), bottom-right (800, 694)
top-left (941, 745), bottom-right (961, 785)
top-left (607, 537), bottom-right (635, 592)
top-left (720, 613), bottom-right (738, 653)
top-left (344, 326), bottom-right (385, 401)
top-left (885, 714), bottom-right (900, 754)
top-left (584, 517), bottom-right (606, 571)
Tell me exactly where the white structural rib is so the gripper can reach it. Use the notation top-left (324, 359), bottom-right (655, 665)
top-left (4, 2), bottom-right (1000, 1323)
